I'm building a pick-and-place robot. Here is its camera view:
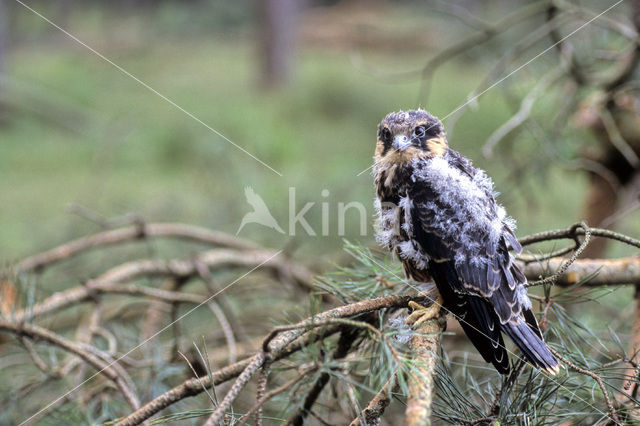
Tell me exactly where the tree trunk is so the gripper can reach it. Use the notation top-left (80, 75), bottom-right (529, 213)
top-left (258, 0), bottom-right (298, 89)
top-left (0, 0), bottom-right (6, 86)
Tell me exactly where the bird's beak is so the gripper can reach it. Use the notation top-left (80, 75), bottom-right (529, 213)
top-left (392, 134), bottom-right (412, 151)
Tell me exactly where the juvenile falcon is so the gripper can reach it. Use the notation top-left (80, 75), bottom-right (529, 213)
top-left (373, 109), bottom-right (558, 375)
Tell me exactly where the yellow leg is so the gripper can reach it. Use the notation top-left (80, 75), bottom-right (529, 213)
top-left (406, 293), bottom-right (444, 327)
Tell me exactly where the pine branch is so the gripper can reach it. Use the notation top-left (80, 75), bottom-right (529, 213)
top-left (405, 311), bottom-right (447, 426)
top-left (520, 257), bottom-right (640, 287)
top-left (349, 374), bottom-right (398, 426)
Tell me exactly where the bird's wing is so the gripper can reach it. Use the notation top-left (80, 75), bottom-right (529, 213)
top-left (245, 187), bottom-right (269, 211)
top-left (408, 151), bottom-right (556, 372)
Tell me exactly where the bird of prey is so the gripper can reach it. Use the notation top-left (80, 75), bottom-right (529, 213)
top-left (236, 187), bottom-right (285, 235)
top-left (373, 109), bottom-right (558, 375)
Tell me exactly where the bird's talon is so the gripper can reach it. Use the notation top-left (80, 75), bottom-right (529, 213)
top-left (406, 299), bottom-right (442, 327)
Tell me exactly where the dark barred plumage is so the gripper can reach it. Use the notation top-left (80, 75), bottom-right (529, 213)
top-left (373, 109), bottom-right (558, 375)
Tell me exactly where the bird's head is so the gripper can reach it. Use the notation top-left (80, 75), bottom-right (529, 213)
top-left (374, 109), bottom-right (447, 167)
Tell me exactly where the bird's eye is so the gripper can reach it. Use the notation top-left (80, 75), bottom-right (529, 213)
top-left (381, 127), bottom-right (391, 142)
top-left (413, 126), bottom-right (426, 138)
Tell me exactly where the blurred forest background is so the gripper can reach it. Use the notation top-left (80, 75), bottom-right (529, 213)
top-left (1, 0), bottom-right (640, 424)
top-left (5, 0), bottom-right (638, 260)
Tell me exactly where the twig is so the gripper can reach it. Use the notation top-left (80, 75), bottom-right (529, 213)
top-left (547, 4), bottom-right (589, 85)
top-left (12, 248), bottom-right (313, 322)
top-left (465, 417), bottom-right (497, 426)
top-left (117, 294), bottom-right (421, 425)
top-left (203, 352), bottom-right (266, 426)
top-left (14, 222), bottom-right (258, 274)
top-left (525, 222), bottom-right (591, 287)
top-left (0, 319), bottom-right (140, 411)
top-left (254, 362), bottom-right (269, 426)
top-left (518, 224), bottom-right (640, 249)
top-left (519, 256), bottom-right (640, 287)
top-left (263, 317), bottom-right (382, 352)
top-left (207, 301), bottom-right (238, 364)
top-left (483, 68), bottom-right (563, 158)
top-left (141, 278), bottom-right (181, 343)
top-left (115, 323), bottom-right (344, 425)
top-left (549, 347), bottom-right (621, 425)
top-left (236, 364), bottom-right (318, 426)
top-left (417, 0), bottom-right (552, 102)
top-left (196, 260), bottom-right (248, 342)
top-left (599, 107), bottom-right (640, 167)
top-left (349, 374), bottom-right (398, 426)
top-left (20, 337), bottom-right (59, 377)
top-left (286, 327), bottom-right (359, 425)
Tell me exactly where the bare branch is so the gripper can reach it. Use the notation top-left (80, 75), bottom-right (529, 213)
top-left (14, 222), bottom-right (259, 274)
top-left (204, 353), bottom-right (266, 426)
top-left (349, 374), bottom-right (398, 426)
top-left (13, 248), bottom-right (313, 322)
top-left (549, 348), bottom-right (621, 425)
top-left (520, 256), bottom-right (640, 287)
top-left (0, 319), bottom-right (140, 411)
top-left (286, 327), bottom-right (359, 425)
top-left (519, 224), bottom-right (640, 249)
top-left (115, 324), bottom-right (343, 426)
top-left (117, 294), bottom-right (421, 425)
top-left (237, 364), bottom-right (318, 426)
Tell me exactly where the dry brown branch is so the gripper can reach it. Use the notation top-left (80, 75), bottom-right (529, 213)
top-left (549, 348), bottom-right (621, 425)
top-left (141, 279), bottom-right (181, 342)
top-left (526, 222), bottom-right (592, 287)
top-left (0, 319), bottom-right (140, 411)
top-left (519, 256), bottom-right (640, 287)
top-left (237, 364), bottom-right (318, 426)
top-left (254, 363), bottom-right (269, 426)
top-left (12, 282), bottom-right (203, 323)
top-left (196, 260), bottom-right (248, 342)
top-left (21, 336), bottom-right (57, 377)
top-left (617, 285), bottom-right (640, 421)
top-left (518, 225), bottom-right (640, 249)
top-left (207, 301), bottom-right (238, 364)
top-left (349, 374), bottom-right (398, 426)
top-left (115, 324), bottom-right (343, 426)
top-left (13, 248), bottom-right (312, 322)
top-left (15, 222), bottom-right (259, 274)
top-left (117, 294), bottom-right (420, 425)
top-left (404, 311), bottom-right (446, 426)
top-left (416, 1), bottom-right (551, 100)
top-left (286, 327), bottom-right (359, 425)
top-left (204, 352), bottom-right (266, 426)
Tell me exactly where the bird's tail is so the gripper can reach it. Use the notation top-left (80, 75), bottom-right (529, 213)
top-left (502, 309), bottom-right (559, 375)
